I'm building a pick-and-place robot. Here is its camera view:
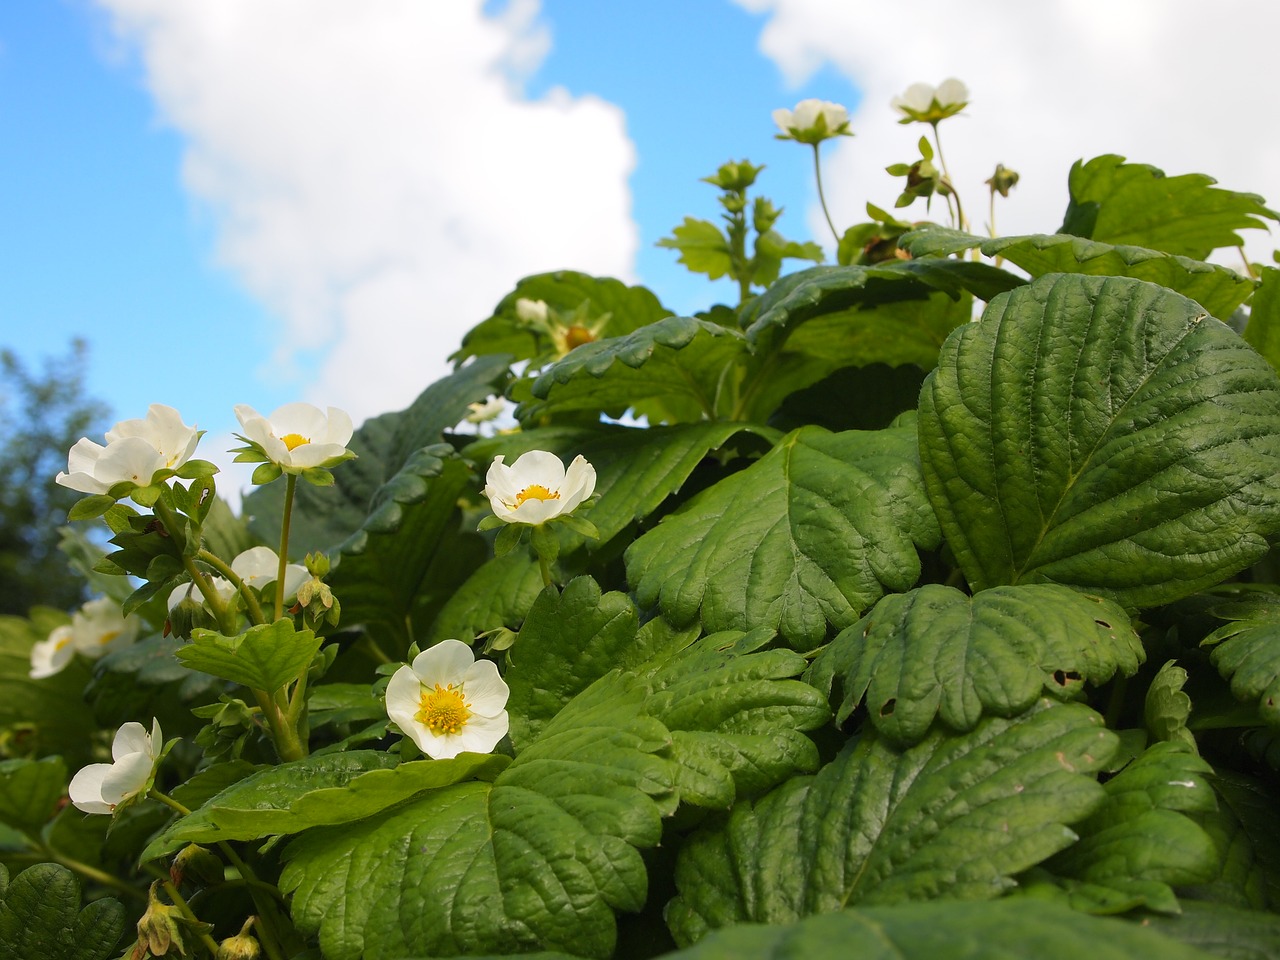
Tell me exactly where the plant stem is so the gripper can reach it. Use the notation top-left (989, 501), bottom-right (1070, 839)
top-left (153, 499), bottom-right (234, 634)
top-left (812, 143), bottom-right (841, 245)
top-left (537, 552), bottom-right (553, 588)
top-left (162, 878), bottom-right (223, 957)
top-left (276, 474), bottom-right (298, 622)
top-left (198, 549), bottom-right (266, 625)
top-left (1238, 245), bottom-right (1259, 281)
top-left (31, 845), bottom-right (147, 902)
top-left (930, 122), bottom-right (968, 232)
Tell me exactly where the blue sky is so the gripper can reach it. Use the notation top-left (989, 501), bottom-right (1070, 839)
top-left (4, 0), bottom-right (1280, 499)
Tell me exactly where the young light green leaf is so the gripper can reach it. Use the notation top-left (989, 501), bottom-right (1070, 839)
top-left (1145, 659), bottom-right (1197, 749)
top-left (808, 583), bottom-right (1143, 745)
top-left (666, 700), bottom-right (1116, 942)
top-left (0, 863), bottom-right (125, 960)
top-left (901, 226), bottom-right (1255, 320)
top-left (626, 423), bottom-right (941, 650)
top-left (1060, 154), bottom-right (1279, 259)
top-left (176, 619), bottom-right (322, 693)
top-left (657, 218), bottom-right (733, 280)
top-left (920, 273), bottom-right (1280, 607)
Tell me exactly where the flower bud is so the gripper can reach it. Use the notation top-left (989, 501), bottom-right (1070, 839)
top-left (986, 163), bottom-right (1020, 198)
top-left (171, 844), bottom-right (224, 888)
top-left (216, 918), bottom-right (262, 960)
top-left (134, 882), bottom-right (186, 958)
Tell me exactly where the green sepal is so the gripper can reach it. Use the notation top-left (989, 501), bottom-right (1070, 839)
top-left (477, 514), bottom-right (506, 532)
top-left (122, 577), bottom-right (174, 618)
top-left (128, 483), bottom-right (164, 508)
top-left (493, 522), bottom-right (525, 558)
top-left (102, 503), bottom-right (138, 534)
top-left (530, 522), bottom-right (560, 565)
top-left (300, 467), bottom-right (335, 487)
top-left (175, 459), bottom-right (219, 480)
top-left (553, 513), bottom-right (599, 540)
top-left (251, 462), bottom-right (283, 486)
top-left (67, 495), bottom-right (116, 522)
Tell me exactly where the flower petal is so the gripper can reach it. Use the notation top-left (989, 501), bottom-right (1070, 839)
top-left (232, 546), bottom-right (281, 586)
top-left (558, 455), bottom-right (597, 512)
top-left (112, 721), bottom-right (152, 761)
top-left (463, 659), bottom-right (510, 716)
top-left (385, 664), bottom-right (424, 729)
top-left (100, 750), bottom-right (153, 806)
top-left (507, 450), bottom-right (568, 490)
top-left (450, 711), bottom-right (509, 756)
top-left (68, 763), bottom-right (114, 814)
top-left (411, 639), bottom-right (476, 686)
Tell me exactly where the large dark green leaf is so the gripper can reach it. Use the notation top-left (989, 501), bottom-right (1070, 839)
top-left (667, 700), bottom-right (1115, 943)
top-left (627, 421), bottom-right (940, 650)
top-left (453, 271), bottom-right (673, 365)
top-left (281, 633), bottom-right (824, 959)
top-left (1181, 768), bottom-right (1280, 911)
top-left (1143, 900), bottom-right (1280, 960)
top-left (901, 226), bottom-right (1255, 320)
top-left (1060, 154), bottom-right (1278, 259)
top-left (1243, 265), bottom-right (1280, 375)
top-left (0, 863), bottom-right (125, 960)
top-left (920, 273), bottom-right (1280, 606)
top-left (808, 583), bottom-right (1142, 744)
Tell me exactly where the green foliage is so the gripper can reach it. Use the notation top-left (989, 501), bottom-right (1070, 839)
top-left (920, 272), bottom-right (1280, 605)
top-left (1060, 154), bottom-right (1278, 259)
top-left (0, 863), bottom-right (125, 960)
top-left (176, 619), bottom-right (323, 693)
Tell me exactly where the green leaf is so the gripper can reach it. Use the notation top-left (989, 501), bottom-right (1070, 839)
top-left (654, 900), bottom-right (1219, 960)
top-left (65, 495), bottom-right (115, 522)
top-left (666, 700), bottom-right (1116, 942)
top-left (428, 548), bottom-right (544, 645)
top-left (1060, 154), bottom-right (1279, 259)
top-left (808, 583), bottom-right (1143, 745)
top-left (1203, 610), bottom-right (1280, 727)
top-left (626, 422), bottom-right (941, 650)
top-left (1181, 769), bottom-right (1280, 911)
top-left (1142, 900), bottom-right (1280, 960)
top-left (1025, 741), bottom-right (1217, 913)
top-left (657, 217), bottom-right (733, 280)
top-left (523, 315), bottom-right (749, 423)
top-left (901, 226), bottom-right (1255, 321)
top-left (920, 273), bottom-right (1280, 606)
top-left (1243, 265), bottom-right (1280, 375)
top-left (504, 577), bottom-right (639, 748)
top-left (0, 863), bottom-right (125, 960)
top-left (281, 628), bottom-right (824, 959)
top-left (1145, 659), bottom-right (1197, 749)
top-left (0, 757), bottom-right (66, 836)
top-left (454, 271), bottom-right (674, 365)
top-left (143, 750), bottom-right (507, 860)
top-left (176, 619), bottom-right (322, 692)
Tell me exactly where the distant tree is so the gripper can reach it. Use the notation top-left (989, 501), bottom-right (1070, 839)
top-left (0, 340), bottom-right (110, 615)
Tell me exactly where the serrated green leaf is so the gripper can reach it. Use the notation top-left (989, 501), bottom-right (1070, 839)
top-left (454, 271), bottom-right (674, 365)
top-left (428, 548), bottom-right (545, 645)
top-left (523, 315), bottom-right (749, 423)
top-left (920, 273), bottom-right (1280, 607)
top-left (0, 757), bottom-right (66, 836)
top-left (653, 900), bottom-right (1219, 960)
top-left (666, 700), bottom-right (1116, 943)
top-left (176, 619), bottom-right (321, 692)
top-left (1146, 659), bottom-right (1197, 749)
top-left (1243, 265), bottom-right (1280, 376)
top-left (901, 226), bottom-right (1255, 320)
top-left (1181, 768), bottom-right (1280, 910)
top-left (1027, 741), bottom-right (1217, 914)
top-left (657, 218), bottom-right (733, 280)
top-left (504, 577), bottom-right (639, 748)
top-left (1060, 154), bottom-right (1278, 259)
top-left (808, 583), bottom-right (1143, 745)
top-left (0, 863), bottom-right (125, 960)
top-left (143, 750), bottom-right (507, 860)
top-left (1203, 611), bottom-right (1280, 727)
top-left (1143, 900), bottom-right (1280, 960)
top-left (626, 423), bottom-right (940, 650)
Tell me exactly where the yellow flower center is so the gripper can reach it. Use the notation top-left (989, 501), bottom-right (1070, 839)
top-left (54, 635), bottom-right (72, 651)
top-left (281, 433), bottom-right (310, 451)
top-left (96, 630), bottom-right (121, 648)
top-left (415, 683), bottom-right (472, 735)
top-left (514, 484), bottom-right (560, 507)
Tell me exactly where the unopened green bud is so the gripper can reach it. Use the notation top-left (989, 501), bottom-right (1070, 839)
top-left (216, 918), bottom-right (261, 960)
top-left (986, 163), bottom-right (1020, 198)
top-left (171, 844), bottom-right (224, 888)
top-left (304, 551), bottom-right (331, 578)
top-left (701, 159), bottom-right (763, 193)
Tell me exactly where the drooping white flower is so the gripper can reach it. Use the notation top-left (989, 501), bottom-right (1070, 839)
top-left (167, 577), bottom-right (236, 614)
top-left (233, 402), bottom-right (355, 474)
top-left (385, 640), bottom-right (509, 759)
top-left (464, 396), bottom-right (505, 424)
top-left (891, 78), bottom-right (970, 124)
top-left (773, 98), bottom-right (852, 145)
top-left (70, 597), bottom-right (139, 660)
top-left (68, 719), bottom-right (163, 814)
top-left (29, 624), bottom-right (75, 679)
top-left (482, 451), bottom-right (596, 525)
top-left (55, 404), bottom-right (200, 496)
top-left (231, 546), bottom-right (308, 600)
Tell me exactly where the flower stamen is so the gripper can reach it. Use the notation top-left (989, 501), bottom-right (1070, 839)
top-left (513, 484), bottom-right (560, 507)
top-left (415, 683), bottom-right (472, 735)
top-left (281, 433), bottom-right (310, 451)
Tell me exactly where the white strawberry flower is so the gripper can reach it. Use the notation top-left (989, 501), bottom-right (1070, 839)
top-left (29, 624), bottom-right (75, 679)
top-left (70, 597), bottom-right (139, 659)
top-left (68, 719), bottom-right (164, 814)
top-left (385, 640), bottom-right (510, 759)
top-left (55, 404), bottom-right (200, 496)
top-left (233, 402), bottom-right (355, 475)
top-left (773, 98), bottom-right (852, 145)
top-left (891, 78), bottom-right (970, 124)
top-left (231, 546), bottom-right (308, 600)
top-left (482, 451), bottom-right (596, 526)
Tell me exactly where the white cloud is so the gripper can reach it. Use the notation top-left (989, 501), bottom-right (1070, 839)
top-left (737, 0), bottom-right (1280, 268)
top-left (93, 0), bottom-right (637, 422)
